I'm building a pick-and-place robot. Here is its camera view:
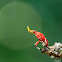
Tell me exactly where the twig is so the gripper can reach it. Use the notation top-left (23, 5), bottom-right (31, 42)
top-left (36, 42), bottom-right (62, 59)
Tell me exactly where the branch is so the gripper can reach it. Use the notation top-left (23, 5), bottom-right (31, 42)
top-left (36, 42), bottom-right (62, 59)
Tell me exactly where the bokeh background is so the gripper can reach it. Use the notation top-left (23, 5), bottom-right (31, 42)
top-left (0, 0), bottom-right (62, 62)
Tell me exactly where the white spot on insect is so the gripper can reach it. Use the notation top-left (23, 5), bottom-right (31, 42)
top-left (39, 35), bottom-right (41, 37)
top-left (39, 37), bottom-right (41, 39)
top-left (40, 41), bottom-right (41, 42)
top-left (45, 38), bottom-right (47, 44)
top-left (41, 41), bottom-right (46, 46)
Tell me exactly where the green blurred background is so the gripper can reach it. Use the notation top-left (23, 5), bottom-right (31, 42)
top-left (0, 0), bottom-right (62, 62)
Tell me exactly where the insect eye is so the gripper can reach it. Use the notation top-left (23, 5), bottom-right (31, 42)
top-left (39, 37), bottom-right (41, 40)
top-left (39, 37), bottom-right (41, 39)
top-left (33, 30), bottom-right (35, 33)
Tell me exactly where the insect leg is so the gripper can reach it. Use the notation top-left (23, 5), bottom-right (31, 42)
top-left (34, 41), bottom-right (40, 47)
top-left (34, 41), bottom-right (42, 51)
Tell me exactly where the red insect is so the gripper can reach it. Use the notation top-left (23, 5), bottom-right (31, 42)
top-left (27, 26), bottom-right (49, 47)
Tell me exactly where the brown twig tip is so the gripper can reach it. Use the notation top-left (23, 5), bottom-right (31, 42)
top-left (41, 42), bottom-right (62, 59)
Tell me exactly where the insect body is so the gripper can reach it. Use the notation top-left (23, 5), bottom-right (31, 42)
top-left (34, 31), bottom-right (48, 46)
top-left (27, 26), bottom-right (49, 47)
